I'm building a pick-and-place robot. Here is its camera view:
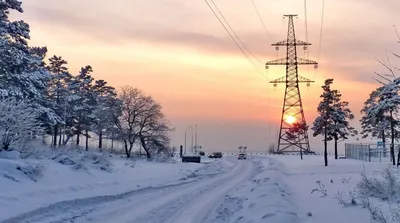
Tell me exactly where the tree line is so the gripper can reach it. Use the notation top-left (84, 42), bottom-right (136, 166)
top-left (0, 0), bottom-right (171, 159)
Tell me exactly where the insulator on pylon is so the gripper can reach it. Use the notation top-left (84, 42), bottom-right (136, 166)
top-left (314, 64), bottom-right (318, 69)
top-left (265, 65), bottom-right (269, 69)
top-left (275, 46), bottom-right (279, 51)
top-left (306, 83), bottom-right (310, 87)
top-left (273, 83), bottom-right (277, 87)
top-left (303, 46), bottom-right (307, 50)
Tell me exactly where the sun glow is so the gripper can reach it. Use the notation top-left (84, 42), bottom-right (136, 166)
top-left (285, 115), bottom-right (296, 124)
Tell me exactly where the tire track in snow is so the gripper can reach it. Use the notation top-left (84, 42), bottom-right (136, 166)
top-left (128, 158), bottom-right (255, 223)
top-left (164, 158), bottom-right (254, 223)
top-left (1, 159), bottom-right (233, 223)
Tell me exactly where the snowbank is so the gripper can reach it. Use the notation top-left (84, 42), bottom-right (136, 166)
top-left (270, 155), bottom-right (389, 223)
top-left (0, 150), bottom-right (228, 222)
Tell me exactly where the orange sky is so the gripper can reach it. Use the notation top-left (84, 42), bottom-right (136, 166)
top-left (15, 0), bottom-right (400, 152)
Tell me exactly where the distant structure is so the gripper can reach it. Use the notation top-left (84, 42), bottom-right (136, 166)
top-left (265, 14), bottom-right (318, 153)
top-left (238, 146), bottom-right (247, 154)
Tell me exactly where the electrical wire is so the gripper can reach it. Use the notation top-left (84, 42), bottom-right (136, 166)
top-left (251, 0), bottom-right (274, 42)
top-left (313, 0), bottom-right (325, 79)
top-left (317, 0), bottom-right (325, 62)
top-left (304, 0), bottom-right (310, 79)
top-left (204, 0), bottom-right (267, 79)
top-left (209, 0), bottom-right (264, 66)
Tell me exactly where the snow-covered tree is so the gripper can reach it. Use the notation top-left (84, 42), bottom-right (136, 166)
top-left (114, 86), bottom-right (171, 158)
top-left (312, 79), bottom-right (356, 162)
top-left (0, 98), bottom-right (44, 151)
top-left (312, 79), bottom-right (341, 166)
top-left (68, 66), bottom-right (95, 150)
top-left (365, 78), bottom-right (400, 166)
top-left (114, 86), bottom-right (143, 158)
top-left (360, 87), bottom-right (393, 155)
top-left (137, 97), bottom-right (171, 159)
top-left (0, 0), bottom-right (60, 130)
top-left (329, 101), bottom-right (357, 160)
top-left (46, 55), bottom-right (72, 147)
top-left (91, 79), bottom-right (121, 150)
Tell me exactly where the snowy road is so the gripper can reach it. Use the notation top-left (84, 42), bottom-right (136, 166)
top-left (2, 157), bottom-right (256, 223)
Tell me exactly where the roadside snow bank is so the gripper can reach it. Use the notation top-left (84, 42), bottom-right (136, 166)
top-left (270, 155), bottom-right (387, 223)
top-left (0, 153), bottom-right (229, 222)
top-left (204, 157), bottom-right (300, 223)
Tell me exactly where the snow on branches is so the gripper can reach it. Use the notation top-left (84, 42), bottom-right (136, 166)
top-left (0, 98), bottom-right (44, 152)
top-left (312, 79), bottom-right (355, 165)
top-left (361, 78), bottom-right (400, 166)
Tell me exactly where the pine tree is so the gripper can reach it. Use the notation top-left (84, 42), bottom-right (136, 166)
top-left (91, 79), bottom-right (120, 150)
top-left (0, 0), bottom-right (60, 130)
top-left (312, 79), bottom-right (341, 166)
top-left (365, 79), bottom-right (400, 166)
top-left (46, 55), bottom-right (72, 147)
top-left (360, 87), bottom-right (399, 159)
top-left (68, 66), bottom-right (95, 149)
top-left (329, 101), bottom-right (356, 159)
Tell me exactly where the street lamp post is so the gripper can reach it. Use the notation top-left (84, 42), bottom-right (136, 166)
top-left (194, 125), bottom-right (197, 153)
top-left (184, 126), bottom-right (193, 154)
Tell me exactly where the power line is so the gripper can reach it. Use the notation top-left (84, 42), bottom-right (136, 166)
top-left (251, 0), bottom-right (274, 42)
top-left (313, 0), bottom-right (325, 79)
top-left (317, 0), bottom-right (325, 62)
top-left (209, 0), bottom-right (264, 66)
top-left (203, 0), bottom-right (267, 79)
top-left (304, 0), bottom-right (310, 78)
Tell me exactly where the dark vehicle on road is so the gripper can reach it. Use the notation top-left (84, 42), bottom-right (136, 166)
top-left (208, 152), bottom-right (223, 158)
top-left (238, 153), bottom-right (247, 160)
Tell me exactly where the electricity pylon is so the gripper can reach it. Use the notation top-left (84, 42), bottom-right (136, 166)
top-left (265, 14), bottom-right (318, 153)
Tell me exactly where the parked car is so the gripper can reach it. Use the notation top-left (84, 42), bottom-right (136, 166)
top-left (208, 152), bottom-right (223, 158)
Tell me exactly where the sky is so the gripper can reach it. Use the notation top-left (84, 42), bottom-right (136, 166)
top-left (14, 0), bottom-right (400, 153)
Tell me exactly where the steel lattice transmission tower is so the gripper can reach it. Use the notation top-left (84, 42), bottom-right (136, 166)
top-left (265, 14), bottom-right (318, 153)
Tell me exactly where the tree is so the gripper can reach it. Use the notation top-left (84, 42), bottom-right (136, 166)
top-left (114, 86), bottom-right (171, 158)
top-left (91, 79), bottom-right (120, 150)
top-left (330, 101), bottom-right (357, 159)
top-left (360, 87), bottom-right (389, 145)
top-left (46, 55), bottom-right (72, 147)
top-left (312, 79), bottom-right (341, 166)
top-left (114, 86), bottom-right (145, 158)
top-left (365, 79), bottom-right (400, 166)
top-left (0, 0), bottom-right (60, 132)
top-left (68, 66), bottom-right (95, 150)
top-left (0, 98), bottom-right (44, 151)
top-left (137, 99), bottom-right (171, 159)
top-left (286, 121), bottom-right (308, 160)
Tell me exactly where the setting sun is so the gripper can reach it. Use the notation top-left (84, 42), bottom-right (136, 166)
top-left (285, 115), bottom-right (296, 124)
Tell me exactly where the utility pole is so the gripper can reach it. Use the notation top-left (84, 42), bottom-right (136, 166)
top-left (194, 125), bottom-right (197, 153)
top-left (266, 14), bottom-right (318, 154)
top-left (191, 129), bottom-right (194, 154)
top-left (184, 126), bottom-right (193, 154)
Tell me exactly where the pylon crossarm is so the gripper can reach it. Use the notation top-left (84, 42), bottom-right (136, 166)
top-left (266, 57), bottom-right (318, 66)
top-left (297, 57), bottom-right (318, 65)
top-left (298, 75), bottom-right (315, 83)
top-left (271, 39), bottom-right (311, 46)
top-left (269, 76), bottom-right (286, 84)
top-left (269, 76), bottom-right (315, 84)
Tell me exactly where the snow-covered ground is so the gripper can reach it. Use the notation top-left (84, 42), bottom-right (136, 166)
top-left (271, 155), bottom-right (389, 223)
top-left (0, 150), bottom-right (227, 222)
top-left (0, 151), bottom-right (391, 223)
